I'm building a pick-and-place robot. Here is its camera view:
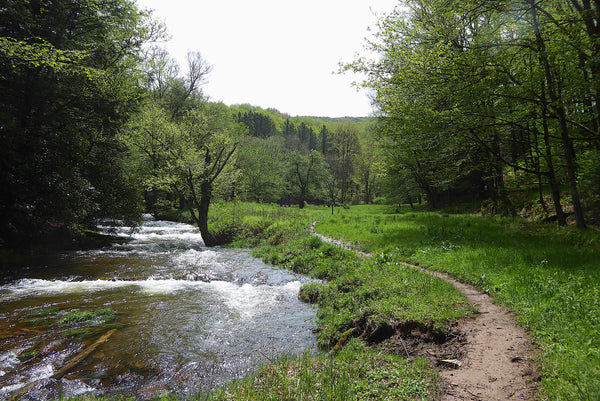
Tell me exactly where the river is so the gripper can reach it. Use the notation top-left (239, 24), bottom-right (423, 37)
top-left (0, 216), bottom-right (318, 399)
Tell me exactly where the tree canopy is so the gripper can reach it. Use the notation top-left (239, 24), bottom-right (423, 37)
top-left (0, 0), bottom-right (161, 247)
top-left (346, 0), bottom-right (600, 226)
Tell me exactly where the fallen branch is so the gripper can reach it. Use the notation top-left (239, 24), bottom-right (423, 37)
top-left (51, 329), bottom-right (117, 379)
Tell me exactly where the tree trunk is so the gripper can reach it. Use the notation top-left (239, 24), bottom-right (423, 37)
top-left (197, 181), bottom-right (218, 246)
top-left (531, 127), bottom-right (549, 216)
top-left (529, 0), bottom-right (586, 228)
top-left (540, 91), bottom-right (566, 225)
top-left (298, 191), bottom-right (306, 209)
top-left (186, 170), bottom-right (219, 247)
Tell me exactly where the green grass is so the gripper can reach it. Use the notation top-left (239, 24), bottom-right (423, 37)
top-left (314, 204), bottom-right (600, 401)
top-left (202, 340), bottom-right (439, 401)
top-left (213, 203), bottom-right (472, 349)
top-left (207, 202), bottom-right (328, 247)
top-left (70, 202), bottom-right (600, 400)
top-left (69, 341), bottom-right (439, 401)
top-left (254, 236), bottom-right (471, 348)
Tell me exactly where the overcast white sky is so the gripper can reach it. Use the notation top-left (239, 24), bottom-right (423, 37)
top-left (135, 0), bottom-right (398, 117)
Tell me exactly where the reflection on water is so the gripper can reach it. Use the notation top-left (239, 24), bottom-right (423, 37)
top-left (0, 217), bottom-right (317, 399)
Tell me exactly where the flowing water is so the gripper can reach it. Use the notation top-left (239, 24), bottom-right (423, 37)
top-left (0, 217), bottom-right (318, 399)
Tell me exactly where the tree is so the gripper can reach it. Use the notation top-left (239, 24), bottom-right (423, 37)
top-left (347, 0), bottom-right (599, 224)
top-left (125, 50), bottom-right (245, 246)
top-left (235, 136), bottom-right (286, 203)
top-left (285, 150), bottom-right (330, 208)
top-left (355, 131), bottom-right (385, 204)
top-left (0, 0), bottom-right (161, 246)
top-left (171, 103), bottom-right (245, 246)
top-left (320, 124), bottom-right (331, 154)
top-left (237, 111), bottom-right (278, 138)
top-left (326, 123), bottom-right (362, 204)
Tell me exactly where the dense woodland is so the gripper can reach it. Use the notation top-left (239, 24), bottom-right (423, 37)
top-left (2, 0), bottom-right (600, 249)
top-left (347, 0), bottom-right (600, 228)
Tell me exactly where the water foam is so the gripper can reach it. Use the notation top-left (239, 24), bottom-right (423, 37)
top-left (172, 249), bottom-right (219, 267)
top-left (1, 217), bottom-right (317, 399)
top-left (0, 350), bottom-right (19, 372)
top-left (0, 278), bottom-right (302, 313)
top-left (99, 219), bottom-right (204, 246)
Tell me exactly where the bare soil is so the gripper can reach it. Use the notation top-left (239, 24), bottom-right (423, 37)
top-left (390, 266), bottom-right (539, 400)
top-left (311, 225), bottom-right (540, 400)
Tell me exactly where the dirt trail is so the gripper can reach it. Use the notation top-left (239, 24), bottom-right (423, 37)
top-left (417, 268), bottom-right (538, 400)
top-left (310, 225), bottom-right (539, 400)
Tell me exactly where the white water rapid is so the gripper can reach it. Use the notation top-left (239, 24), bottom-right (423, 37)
top-left (0, 216), bottom-right (317, 399)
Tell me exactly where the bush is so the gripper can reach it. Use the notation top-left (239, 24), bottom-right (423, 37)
top-left (298, 283), bottom-right (326, 303)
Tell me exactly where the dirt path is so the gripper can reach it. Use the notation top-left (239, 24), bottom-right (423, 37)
top-left (416, 268), bottom-right (538, 400)
top-left (310, 225), bottom-right (539, 400)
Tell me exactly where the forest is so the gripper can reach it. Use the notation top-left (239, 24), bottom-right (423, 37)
top-left (0, 0), bottom-right (386, 248)
top-left (347, 0), bottom-right (600, 229)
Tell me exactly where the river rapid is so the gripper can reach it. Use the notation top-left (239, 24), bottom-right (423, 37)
top-left (0, 216), bottom-right (317, 399)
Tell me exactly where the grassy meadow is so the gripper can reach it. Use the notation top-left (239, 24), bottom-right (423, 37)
top-left (197, 202), bottom-right (472, 400)
top-left (313, 205), bottom-right (600, 401)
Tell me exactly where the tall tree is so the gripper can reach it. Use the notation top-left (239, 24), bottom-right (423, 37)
top-left (285, 150), bottom-right (330, 208)
top-left (126, 51), bottom-right (244, 246)
top-left (0, 0), bottom-right (161, 246)
top-left (347, 0), bottom-right (599, 224)
top-left (327, 123), bottom-right (362, 204)
top-left (171, 103), bottom-right (244, 246)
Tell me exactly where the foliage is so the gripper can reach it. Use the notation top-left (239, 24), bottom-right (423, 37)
top-left (235, 136), bottom-right (286, 203)
top-left (228, 105), bottom-right (383, 207)
top-left (347, 0), bottom-right (600, 225)
top-left (0, 0), bottom-right (160, 247)
top-left (283, 150), bottom-right (331, 208)
top-left (123, 50), bottom-right (245, 245)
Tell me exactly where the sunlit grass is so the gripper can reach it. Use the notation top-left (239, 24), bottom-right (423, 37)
top-left (194, 203), bottom-right (469, 400)
top-left (69, 203), bottom-right (600, 400)
top-left (314, 205), bottom-right (600, 401)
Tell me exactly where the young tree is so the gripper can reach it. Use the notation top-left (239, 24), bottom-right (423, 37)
top-left (171, 103), bottom-right (245, 246)
top-left (126, 51), bottom-right (244, 245)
